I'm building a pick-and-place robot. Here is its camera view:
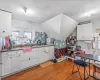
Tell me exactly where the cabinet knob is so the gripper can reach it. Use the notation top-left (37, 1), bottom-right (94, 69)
top-left (2, 31), bottom-right (5, 33)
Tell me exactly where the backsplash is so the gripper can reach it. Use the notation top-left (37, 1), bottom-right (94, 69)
top-left (35, 32), bottom-right (47, 44)
top-left (54, 40), bottom-right (66, 48)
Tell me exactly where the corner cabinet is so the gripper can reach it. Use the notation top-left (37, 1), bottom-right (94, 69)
top-left (77, 23), bottom-right (93, 40)
top-left (0, 10), bottom-right (11, 37)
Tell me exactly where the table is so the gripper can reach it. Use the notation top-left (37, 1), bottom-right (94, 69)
top-left (76, 54), bottom-right (100, 80)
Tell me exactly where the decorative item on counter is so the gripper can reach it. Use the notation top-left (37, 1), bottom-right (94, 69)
top-left (37, 40), bottom-right (41, 45)
top-left (47, 38), bottom-right (55, 45)
top-left (19, 44), bottom-right (24, 48)
top-left (9, 39), bottom-right (13, 49)
top-left (35, 32), bottom-right (47, 45)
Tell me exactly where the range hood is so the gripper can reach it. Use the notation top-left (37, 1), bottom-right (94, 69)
top-left (41, 13), bottom-right (78, 40)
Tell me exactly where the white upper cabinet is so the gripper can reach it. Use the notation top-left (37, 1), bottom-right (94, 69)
top-left (77, 23), bottom-right (93, 40)
top-left (0, 10), bottom-right (11, 37)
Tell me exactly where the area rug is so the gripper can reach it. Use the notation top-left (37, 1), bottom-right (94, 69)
top-left (40, 61), bottom-right (54, 68)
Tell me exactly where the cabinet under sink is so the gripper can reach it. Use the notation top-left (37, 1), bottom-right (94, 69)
top-left (0, 46), bottom-right (54, 78)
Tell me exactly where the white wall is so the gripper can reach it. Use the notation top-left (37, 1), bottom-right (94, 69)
top-left (12, 19), bottom-right (44, 39)
top-left (61, 14), bottom-right (78, 39)
top-left (42, 13), bottom-right (78, 40)
top-left (42, 14), bottom-right (62, 39)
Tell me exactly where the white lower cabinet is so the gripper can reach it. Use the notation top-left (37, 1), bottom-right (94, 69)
top-left (2, 52), bottom-right (12, 76)
top-left (11, 51), bottom-right (23, 73)
top-left (20, 49), bottom-right (40, 69)
top-left (0, 46), bottom-right (54, 77)
top-left (48, 46), bottom-right (54, 59)
top-left (11, 54), bottom-right (21, 73)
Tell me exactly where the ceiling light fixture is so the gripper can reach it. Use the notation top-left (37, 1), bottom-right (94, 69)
top-left (80, 8), bottom-right (100, 17)
top-left (17, 7), bottom-right (36, 16)
top-left (23, 7), bottom-right (27, 14)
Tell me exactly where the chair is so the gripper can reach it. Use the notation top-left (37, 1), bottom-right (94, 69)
top-left (72, 52), bottom-right (88, 80)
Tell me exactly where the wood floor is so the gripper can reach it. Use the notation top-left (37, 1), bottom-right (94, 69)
top-left (2, 60), bottom-right (100, 80)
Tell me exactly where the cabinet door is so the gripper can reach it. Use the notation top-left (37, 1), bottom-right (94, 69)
top-left (48, 46), bottom-right (54, 59)
top-left (20, 53), bottom-right (30, 69)
top-left (2, 52), bottom-right (12, 76)
top-left (77, 25), bottom-right (84, 40)
top-left (83, 23), bottom-right (92, 40)
top-left (0, 10), bottom-right (11, 37)
top-left (38, 47), bottom-right (50, 63)
top-left (11, 54), bottom-right (21, 73)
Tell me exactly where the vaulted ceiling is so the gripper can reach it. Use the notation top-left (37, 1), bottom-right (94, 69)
top-left (0, 0), bottom-right (100, 23)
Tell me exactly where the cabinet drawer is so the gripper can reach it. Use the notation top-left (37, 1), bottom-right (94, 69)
top-left (20, 57), bottom-right (39, 69)
top-left (2, 52), bottom-right (12, 57)
top-left (11, 51), bottom-right (23, 56)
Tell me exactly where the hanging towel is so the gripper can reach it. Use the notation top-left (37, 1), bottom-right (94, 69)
top-left (5, 36), bottom-right (10, 48)
top-left (23, 47), bottom-right (32, 53)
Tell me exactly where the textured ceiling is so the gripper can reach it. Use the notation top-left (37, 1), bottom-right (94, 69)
top-left (0, 0), bottom-right (100, 23)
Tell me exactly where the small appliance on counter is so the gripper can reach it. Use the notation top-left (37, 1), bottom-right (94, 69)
top-left (46, 38), bottom-right (55, 45)
top-left (37, 40), bottom-right (41, 45)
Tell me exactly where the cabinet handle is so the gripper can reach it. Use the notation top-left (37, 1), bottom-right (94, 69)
top-left (2, 31), bottom-right (5, 33)
top-left (29, 58), bottom-right (30, 60)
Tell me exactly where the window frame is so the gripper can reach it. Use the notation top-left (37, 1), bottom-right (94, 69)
top-left (11, 31), bottom-right (20, 41)
top-left (24, 31), bottom-right (32, 40)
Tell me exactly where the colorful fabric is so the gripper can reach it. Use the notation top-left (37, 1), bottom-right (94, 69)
top-left (5, 36), bottom-right (10, 48)
top-left (55, 48), bottom-right (67, 58)
top-left (23, 47), bottom-right (32, 52)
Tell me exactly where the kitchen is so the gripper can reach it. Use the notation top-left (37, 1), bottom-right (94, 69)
top-left (0, 0), bottom-right (100, 80)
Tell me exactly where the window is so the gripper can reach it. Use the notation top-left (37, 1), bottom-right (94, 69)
top-left (24, 32), bottom-right (32, 40)
top-left (11, 31), bottom-right (19, 41)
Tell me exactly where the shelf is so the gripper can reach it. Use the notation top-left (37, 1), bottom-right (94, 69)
top-left (65, 55), bottom-right (74, 60)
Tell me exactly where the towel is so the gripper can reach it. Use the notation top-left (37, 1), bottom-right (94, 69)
top-left (5, 36), bottom-right (10, 48)
top-left (23, 47), bottom-right (32, 52)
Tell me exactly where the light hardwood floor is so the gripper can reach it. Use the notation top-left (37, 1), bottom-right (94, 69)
top-left (2, 60), bottom-right (99, 80)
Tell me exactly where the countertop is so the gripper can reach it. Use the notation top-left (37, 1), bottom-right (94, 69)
top-left (0, 44), bottom-right (54, 52)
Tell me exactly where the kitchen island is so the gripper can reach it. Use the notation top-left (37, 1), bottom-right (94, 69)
top-left (0, 45), bottom-right (54, 79)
